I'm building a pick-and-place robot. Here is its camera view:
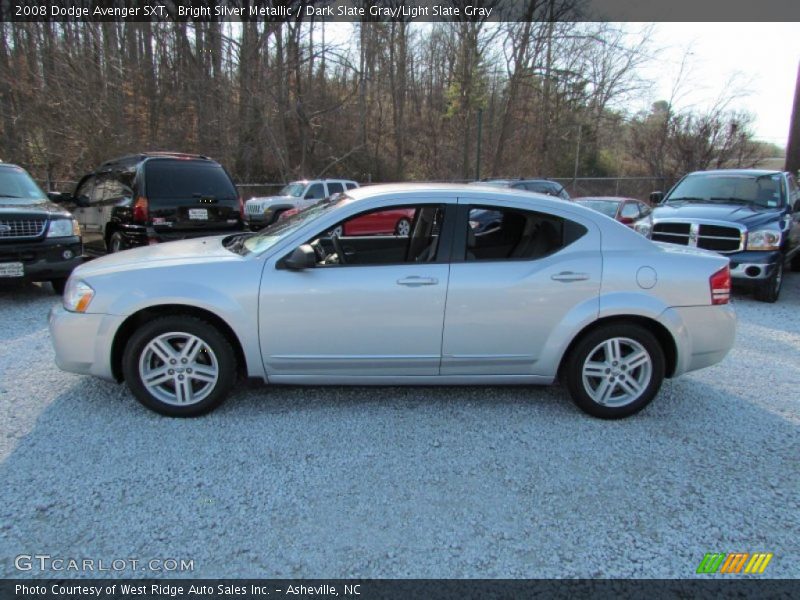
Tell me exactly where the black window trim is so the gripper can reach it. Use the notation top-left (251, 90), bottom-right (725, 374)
top-left (453, 202), bottom-right (578, 264)
top-left (280, 201), bottom-right (457, 269)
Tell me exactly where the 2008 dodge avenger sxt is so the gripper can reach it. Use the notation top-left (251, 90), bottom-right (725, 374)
top-left (49, 184), bottom-right (736, 418)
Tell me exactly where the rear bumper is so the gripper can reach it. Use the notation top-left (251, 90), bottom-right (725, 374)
top-left (116, 224), bottom-right (245, 247)
top-left (0, 236), bottom-right (83, 282)
top-left (665, 304), bottom-right (736, 377)
top-left (48, 305), bottom-right (123, 381)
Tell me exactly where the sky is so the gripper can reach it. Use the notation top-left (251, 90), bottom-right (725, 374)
top-left (637, 23), bottom-right (800, 149)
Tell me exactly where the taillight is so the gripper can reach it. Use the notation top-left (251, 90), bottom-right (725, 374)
top-left (133, 196), bottom-right (149, 223)
top-left (238, 196), bottom-right (245, 220)
top-left (710, 265), bottom-right (731, 305)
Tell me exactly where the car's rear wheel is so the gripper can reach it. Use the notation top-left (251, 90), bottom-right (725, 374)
top-left (108, 232), bottom-right (126, 253)
top-left (122, 316), bottom-right (236, 417)
top-left (395, 218), bottom-right (411, 236)
top-left (564, 323), bottom-right (665, 419)
top-left (753, 260), bottom-right (782, 303)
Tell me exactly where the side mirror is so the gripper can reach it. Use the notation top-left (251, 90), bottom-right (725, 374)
top-left (619, 216), bottom-right (635, 225)
top-left (75, 195), bottom-right (91, 208)
top-left (282, 244), bottom-right (316, 270)
top-left (649, 191), bottom-right (664, 204)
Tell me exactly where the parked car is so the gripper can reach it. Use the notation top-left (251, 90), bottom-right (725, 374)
top-left (574, 197), bottom-right (652, 227)
top-left (0, 162), bottom-right (83, 294)
top-left (280, 204), bottom-right (416, 237)
top-left (56, 152), bottom-right (245, 255)
top-left (472, 178), bottom-right (571, 200)
top-left (50, 184), bottom-right (735, 419)
top-left (637, 169), bottom-right (800, 303)
top-left (244, 179), bottom-right (359, 229)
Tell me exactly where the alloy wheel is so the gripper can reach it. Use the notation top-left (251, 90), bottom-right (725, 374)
top-left (581, 337), bottom-right (653, 407)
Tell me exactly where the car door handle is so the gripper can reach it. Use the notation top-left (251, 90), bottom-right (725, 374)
top-left (551, 271), bottom-right (590, 282)
top-left (397, 276), bottom-right (438, 287)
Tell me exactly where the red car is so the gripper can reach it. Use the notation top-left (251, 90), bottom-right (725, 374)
top-left (574, 196), bottom-right (652, 227)
top-left (280, 207), bottom-right (416, 236)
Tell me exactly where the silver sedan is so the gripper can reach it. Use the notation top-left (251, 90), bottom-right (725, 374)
top-left (49, 184), bottom-right (736, 419)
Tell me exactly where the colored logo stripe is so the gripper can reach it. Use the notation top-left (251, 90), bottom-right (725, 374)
top-left (697, 553), bottom-right (772, 574)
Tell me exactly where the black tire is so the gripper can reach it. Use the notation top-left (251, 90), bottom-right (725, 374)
top-left (50, 278), bottom-right (67, 295)
top-left (563, 323), bottom-right (665, 419)
top-left (122, 315), bottom-right (237, 417)
top-left (789, 252), bottom-right (800, 272)
top-left (753, 261), bottom-right (783, 303)
top-left (107, 231), bottom-right (126, 253)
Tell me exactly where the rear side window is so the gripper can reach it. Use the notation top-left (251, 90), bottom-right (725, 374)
top-left (466, 206), bottom-right (586, 261)
top-left (620, 203), bottom-right (640, 219)
top-left (326, 182), bottom-right (344, 194)
top-left (305, 183), bottom-right (325, 200)
top-left (144, 161), bottom-right (236, 201)
top-left (345, 182), bottom-right (358, 190)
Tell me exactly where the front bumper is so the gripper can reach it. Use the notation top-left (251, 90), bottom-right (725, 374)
top-left (727, 250), bottom-right (781, 282)
top-left (0, 236), bottom-right (83, 282)
top-left (48, 305), bottom-right (125, 381)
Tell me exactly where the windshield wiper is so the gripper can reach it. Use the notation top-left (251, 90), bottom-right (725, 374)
top-left (0, 194), bottom-right (23, 198)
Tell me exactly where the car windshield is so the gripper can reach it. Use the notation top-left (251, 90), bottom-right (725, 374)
top-left (279, 182), bottom-right (306, 197)
top-left (666, 174), bottom-right (785, 208)
top-left (0, 167), bottom-right (47, 204)
top-left (225, 195), bottom-right (347, 255)
top-left (576, 199), bottom-right (619, 217)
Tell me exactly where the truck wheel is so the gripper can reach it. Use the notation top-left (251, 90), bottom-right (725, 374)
top-left (790, 253), bottom-right (800, 272)
top-left (108, 232), bottom-right (126, 253)
top-left (753, 261), bottom-right (782, 303)
top-left (122, 316), bottom-right (237, 417)
top-left (564, 323), bottom-right (665, 419)
top-left (51, 278), bottom-right (67, 295)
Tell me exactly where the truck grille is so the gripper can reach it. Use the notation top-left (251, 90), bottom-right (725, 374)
top-left (245, 203), bottom-right (263, 215)
top-left (0, 219), bottom-right (47, 239)
top-left (652, 222), bottom-right (743, 253)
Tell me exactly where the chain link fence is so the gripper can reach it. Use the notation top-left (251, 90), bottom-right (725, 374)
top-left (41, 177), bottom-right (671, 202)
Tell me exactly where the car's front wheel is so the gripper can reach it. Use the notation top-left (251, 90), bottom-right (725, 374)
top-left (122, 316), bottom-right (236, 417)
top-left (753, 260), bottom-right (783, 303)
top-left (564, 323), bottom-right (665, 419)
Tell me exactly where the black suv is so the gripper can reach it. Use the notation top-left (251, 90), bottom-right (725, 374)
top-left (641, 169), bottom-right (800, 302)
top-left (0, 162), bottom-right (82, 294)
top-left (58, 153), bottom-right (245, 254)
top-left (471, 178), bottom-right (571, 200)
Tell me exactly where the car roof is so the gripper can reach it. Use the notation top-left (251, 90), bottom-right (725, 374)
top-left (345, 182), bottom-right (565, 204)
top-left (685, 169), bottom-right (784, 178)
top-left (575, 196), bottom-right (639, 202)
top-left (99, 152), bottom-right (215, 169)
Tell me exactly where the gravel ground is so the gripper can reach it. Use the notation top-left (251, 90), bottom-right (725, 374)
top-left (0, 275), bottom-right (798, 579)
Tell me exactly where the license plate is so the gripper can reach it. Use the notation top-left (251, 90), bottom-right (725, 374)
top-left (0, 262), bottom-right (24, 277)
top-left (188, 209), bottom-right (208, 220)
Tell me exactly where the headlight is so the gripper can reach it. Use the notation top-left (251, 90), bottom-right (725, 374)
top-left (47, 218), bottom-right (80, 238)
top-left (746, 230), bottom-right (781, 251)
top-left (633, 219), bottom-right (652, 237)
top-left (63, 279), bottom-right (95, 313)
top-left (263, 207), bottom-right (273, 215)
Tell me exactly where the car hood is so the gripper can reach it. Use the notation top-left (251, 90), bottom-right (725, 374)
top-left (0, 199), bottom-right (72, 218)
top-left (651, 202), bottom-right (781, 229)
top-left (246, 195), bottom-right (295, 206)
top-left (74, 236), bottom-right (240, 278)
